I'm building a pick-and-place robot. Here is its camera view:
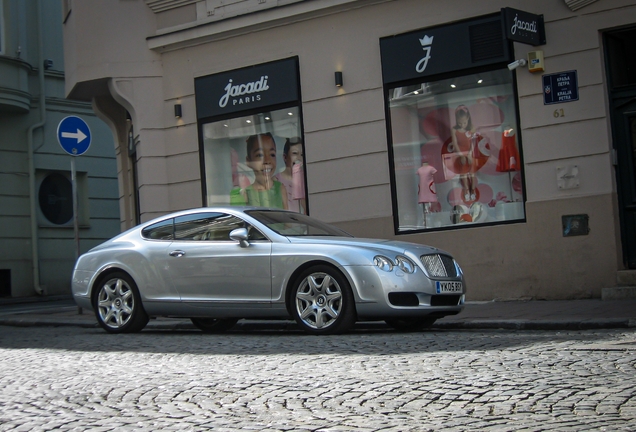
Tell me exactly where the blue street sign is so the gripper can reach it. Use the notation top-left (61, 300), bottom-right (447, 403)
top-left (543, 70), bottom-right (579, 105)
top-left (57, 115), bottom-right (91, 156)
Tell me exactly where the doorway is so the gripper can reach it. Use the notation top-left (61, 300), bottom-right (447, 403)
top-left (605, 27), bottom-right (636, 268)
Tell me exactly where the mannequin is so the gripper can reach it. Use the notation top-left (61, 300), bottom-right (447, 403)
top-left (292, 160), bottom-right (306, 214)
top-left (497, 127), bottom-right (521, 206)
top-left (416, 160), bottom-right (438, 228)
top-left (497, 128), bottom-right (520, 172)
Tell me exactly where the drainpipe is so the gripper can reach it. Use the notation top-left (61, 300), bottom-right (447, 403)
top-left (27, 0), bottom-right (46, 295)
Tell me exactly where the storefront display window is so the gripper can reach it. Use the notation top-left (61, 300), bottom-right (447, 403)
top-left (200, 107), bottom-right (306, 212)
top-left (195, 57), bottom-right (307, 213)
top-left (380, 14), bottom-right (525, 233)
top-left (388, 69), bottom-right (524, 231)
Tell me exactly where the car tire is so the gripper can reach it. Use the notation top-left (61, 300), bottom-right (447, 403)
top-left (291, 265), bottom-right (356, 335)
top-left (191, 318), bottom-right (238, 333)
top-left (93, 271), bottom-right (149, 334)
top-left (385, 317), bottom-right (437, 332)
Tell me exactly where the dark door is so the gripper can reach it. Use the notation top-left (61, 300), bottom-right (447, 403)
top-left (605, 27), bottom-right (636, 268)
top-left (614, 98), bottom-right (636, 268)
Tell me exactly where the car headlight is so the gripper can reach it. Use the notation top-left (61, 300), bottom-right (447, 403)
top-left (395, 255), bottom-right (415, 274)
top-left (374, 255), bottom-right (394, 272)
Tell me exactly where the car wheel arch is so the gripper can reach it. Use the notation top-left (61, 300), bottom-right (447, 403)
top-left (91, 267), bottom-right (137, 303)
top-left (284, 260), bottom-right (358, 317)
top-left (91, 269), bottom-right (150, 333)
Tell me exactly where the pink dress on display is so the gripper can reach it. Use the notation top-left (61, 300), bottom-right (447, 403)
top-left (273, 172), bottom-right (298, 212)
top-left (417, 164), bottom-right (438, 203)
top-left (292, 163), bottom-right (305, 201)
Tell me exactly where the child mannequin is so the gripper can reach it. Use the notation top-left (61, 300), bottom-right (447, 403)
top-left (274, 137), bottom-right (304, 212)
top-left (417, 160), bottom-right (438, 227)
top-left (450, 105), bottom-right (477, 202)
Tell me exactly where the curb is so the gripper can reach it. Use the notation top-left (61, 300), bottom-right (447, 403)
top-left (0, 317), bottom-right (634, 331)
top-left (433, 319), bottom-right (636, 330)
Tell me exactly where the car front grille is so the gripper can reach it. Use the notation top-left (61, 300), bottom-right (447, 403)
top-left (420, 254), bottom-right (457, 277)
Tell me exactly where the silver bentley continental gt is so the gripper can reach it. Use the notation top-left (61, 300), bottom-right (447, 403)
top-left (72, 207), bottom-right (466, 335)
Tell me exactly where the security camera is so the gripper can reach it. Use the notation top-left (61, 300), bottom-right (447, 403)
top-left (507, 59), bottom-right (527, 71)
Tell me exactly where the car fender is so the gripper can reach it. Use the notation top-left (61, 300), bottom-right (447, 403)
top-left (271, 243), bottom-right (377, 304)
top-left (85, 248), bottom-right (180, 305)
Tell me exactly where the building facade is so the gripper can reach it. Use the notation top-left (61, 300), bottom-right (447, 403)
top-left (63, 0), bottom-right (636, 300)
top-left (0, 0), bottom-right (120, 298)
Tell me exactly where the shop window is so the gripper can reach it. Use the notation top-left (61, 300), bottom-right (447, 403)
top-left (201, 107), bottom-right (306, 213)
top-left (387, 68), bottom-right (525, 232)
top-left (380, 14), bottom-right (525, 233)
top-left (195, 58), bottom-right (307, 214)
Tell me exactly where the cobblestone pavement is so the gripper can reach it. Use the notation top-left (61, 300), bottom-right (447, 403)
top-left (0, 326), bottom-right (635, 431)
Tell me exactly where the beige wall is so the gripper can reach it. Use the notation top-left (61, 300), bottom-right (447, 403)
top-left (63, 0), bottom-right (635, 299)
top-left (336, 194), bottom-right (619, 300)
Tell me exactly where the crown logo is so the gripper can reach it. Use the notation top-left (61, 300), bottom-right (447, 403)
top-left (419, 35), bottom-right (434, 46)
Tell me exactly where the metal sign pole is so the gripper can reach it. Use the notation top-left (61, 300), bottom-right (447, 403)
top-left (57, 116), bottom-right (91, 315)
top-left (71, 157), bottom-right (79, 260)
top-left (71, 156), bottom-right (82, 315)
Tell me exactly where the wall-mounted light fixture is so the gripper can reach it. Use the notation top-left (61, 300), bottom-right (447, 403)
top-left (174, 104), bottom-right (182, 119)
top-left (335, 71), bottom-right (343, 87)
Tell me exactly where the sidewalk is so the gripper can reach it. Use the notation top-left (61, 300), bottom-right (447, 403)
top-left (1, 296), bottom-right (635, 331)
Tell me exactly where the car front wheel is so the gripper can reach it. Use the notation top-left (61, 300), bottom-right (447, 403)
top-left (93, 272), bottom-right (149, 333)
top-left (292, 265), bottom-right (355, 335)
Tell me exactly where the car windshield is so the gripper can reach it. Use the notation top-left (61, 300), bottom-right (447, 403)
top-left (247, 210), bottom-right (352, 237)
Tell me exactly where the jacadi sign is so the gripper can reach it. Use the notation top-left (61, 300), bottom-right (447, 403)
top-left (218, 75), bottom-right (270, 108)
top-left (502, 7), bottom-right (546, 46)
top-left (195, 57), bottom-right (300, 119)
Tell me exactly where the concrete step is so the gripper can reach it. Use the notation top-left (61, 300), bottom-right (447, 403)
top-left (617, 270), bottom-right (636, 286)
top-left (602, 286), bottom-right (636, 300)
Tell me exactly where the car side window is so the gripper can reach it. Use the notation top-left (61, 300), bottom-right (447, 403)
top-left (174, 212), bottom-right (259, 242)
top-left (247, 226), bottom-right (267, 241)
top-left (141, 218), bottom-right (175, 240)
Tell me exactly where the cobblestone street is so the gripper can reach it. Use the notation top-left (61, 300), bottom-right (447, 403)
top-left (1, 326), bottom-right (635, 431)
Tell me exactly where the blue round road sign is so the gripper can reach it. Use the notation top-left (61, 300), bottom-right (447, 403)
top-left (57, 115), bottom-right (91, 156)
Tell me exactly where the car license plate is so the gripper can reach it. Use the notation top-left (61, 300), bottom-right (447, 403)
top-left (436, 281), bottom-right (463, 294)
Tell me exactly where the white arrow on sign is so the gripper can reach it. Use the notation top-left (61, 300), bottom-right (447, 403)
top-left (61, 129), bottom-right (87, 144)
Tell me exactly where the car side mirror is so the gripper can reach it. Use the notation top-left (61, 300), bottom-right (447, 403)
top-left (229, 227), bottom-right (250, 247)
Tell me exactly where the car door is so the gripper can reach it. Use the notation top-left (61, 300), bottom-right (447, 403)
top-left (164, 212), bottom-right (272, 307)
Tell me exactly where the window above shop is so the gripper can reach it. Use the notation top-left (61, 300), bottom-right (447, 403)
top-left (147, 0), bottom-right (371, 51)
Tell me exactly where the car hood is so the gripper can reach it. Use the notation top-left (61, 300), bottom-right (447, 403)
top-left (285, 236), bottom-right (446, 256)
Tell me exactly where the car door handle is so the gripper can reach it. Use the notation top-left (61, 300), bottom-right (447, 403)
top-left (169, 250), bottom-right (185, 257)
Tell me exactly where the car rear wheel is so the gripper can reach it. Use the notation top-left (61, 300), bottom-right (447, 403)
top-left (93, 272), bottom-right (149, 333)
top-left (292, 265), bottom-right (355, 335)
top-left (385, 317), bottom-right (436, 332)
top-left (191, 318), bottom-right (238, 333)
